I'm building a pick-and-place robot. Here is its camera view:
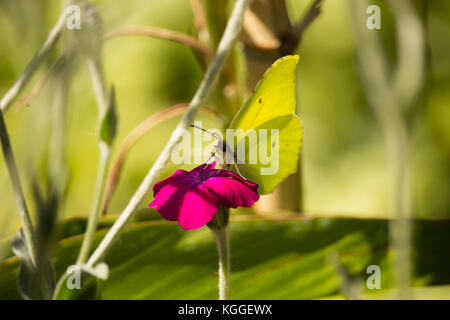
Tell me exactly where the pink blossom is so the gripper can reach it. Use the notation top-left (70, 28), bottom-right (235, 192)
top-left (149, 162), bottom-right (259, 230)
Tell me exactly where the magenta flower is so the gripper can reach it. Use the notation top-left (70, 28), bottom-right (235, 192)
top-left (149, 162), bottom-right (259, 230)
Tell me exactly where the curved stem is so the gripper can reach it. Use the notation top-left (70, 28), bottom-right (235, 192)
top-left (11, 24), bottom-right (211, 113)
top-left (16, 24), bottom-right (211, 112)
top-left (16, 52), bottom-right (67, 111)
top-left (189, 0), bottom-right (209, 42)
top-left (85, 0), bottom-right (252, 268)
top-left (104, 26), bottom-right (213, 60)
top-left (0, 10), bottom-right (68, 113)
top-left (100, 104), bottom-right (188, 215)
top-left (52, 271), bottom-right (70, 300)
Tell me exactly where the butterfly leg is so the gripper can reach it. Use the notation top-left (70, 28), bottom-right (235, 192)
top-left (233, 163), bottom-right (247, 179)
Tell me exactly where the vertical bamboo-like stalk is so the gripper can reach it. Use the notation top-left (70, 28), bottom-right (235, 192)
top-left (239, 0), bottom-right (323, 213)
top-left (349, 0), bottom-right (424, 299)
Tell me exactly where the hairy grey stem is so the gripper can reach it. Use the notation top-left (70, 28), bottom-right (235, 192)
top-left (211, 227), bottom-right (231, 300)
top-left (77, 55), bottom-right (113, 264)
top-left (0, 11), bottom-right (68, 113)
top-left (85, 0), bottom-right (252, 268)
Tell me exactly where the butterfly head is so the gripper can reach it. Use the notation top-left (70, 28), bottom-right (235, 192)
top-left (189, 124), bottom-right (245, 178)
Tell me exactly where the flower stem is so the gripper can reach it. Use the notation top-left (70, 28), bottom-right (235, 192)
top-left (0, 111), bottom-right (37, 266)
top-left (77, 143), bottom-right (111, 263)
top-left (84, 0), bottom-right (252, 268)
top-left (211, 226), bottom-right (230, 300)
top-left (77, 55), bottom-right (114, 264)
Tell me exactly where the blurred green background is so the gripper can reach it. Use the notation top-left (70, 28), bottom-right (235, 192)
top-left (1, 0), bottom-right (449, 240)
top-left (0, 0), bottom-right (449, 300)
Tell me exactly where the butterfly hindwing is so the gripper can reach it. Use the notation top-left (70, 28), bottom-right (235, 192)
top-left (229, 55), bottom-right (303, 195)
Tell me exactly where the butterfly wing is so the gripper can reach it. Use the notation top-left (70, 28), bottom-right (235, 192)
top-left (230, 55), bottom-right (303, 195)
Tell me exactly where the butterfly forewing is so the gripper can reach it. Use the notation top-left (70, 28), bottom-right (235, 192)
top-left (228, 55), bottom-right (303, 195)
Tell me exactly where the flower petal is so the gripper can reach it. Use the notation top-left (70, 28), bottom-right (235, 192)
top-left (152, 169), bottom-right (197, 194)
top-left (149, 162), bottom-right (260, 230)
top-left (203, 174), bottom-right (259, 208)
top-left (149, 170), bottom-right (199, 222)
top-left (177, 185), bottom-right (219, 230)
top-left (216, 170), bottom-right (259, 190)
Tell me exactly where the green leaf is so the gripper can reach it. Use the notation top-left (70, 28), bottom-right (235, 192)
top-left (1, 218), bottom-right (449, 299)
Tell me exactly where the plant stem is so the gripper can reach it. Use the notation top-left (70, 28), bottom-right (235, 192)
top-left (0, 111), bottom-right (37, 266)
top-left (388, 118), bottom-right (412, 298)
top-left (85, 0), bottom-right (252, 268)
top-left (349, 0), bottom-right (424, 299)
top-left (86, 57), bottom-right (109, 116)
top-left (0, 10), bottom-right (68, 113)
top-left (211, 227), bottom-right (230, 300)
top-left (77, 56), bottom-right (113, 264)
top-left (104, 26), bottom-right (213, 60)
top-left (52, 271), bottom-right (70, 300)
top-left (101, 104), bottom-right (189, 215)
top-left (77, 143), bottom-right (111, 263)
top-left (100, 104), bottom-right (220, 215)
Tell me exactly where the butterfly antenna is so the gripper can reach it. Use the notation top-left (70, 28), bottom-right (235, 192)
top-left (190, 124), bottom-right (222, 141)
top-left (234, 163), bottom-right (247, 179)
top-left (205, 151), bottom-right (216, 164)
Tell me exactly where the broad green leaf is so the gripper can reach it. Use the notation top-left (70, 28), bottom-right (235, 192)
top-left (0, 209), bottom-right (160, 261)
top-left (0, 218), bottom-right (449, 299)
